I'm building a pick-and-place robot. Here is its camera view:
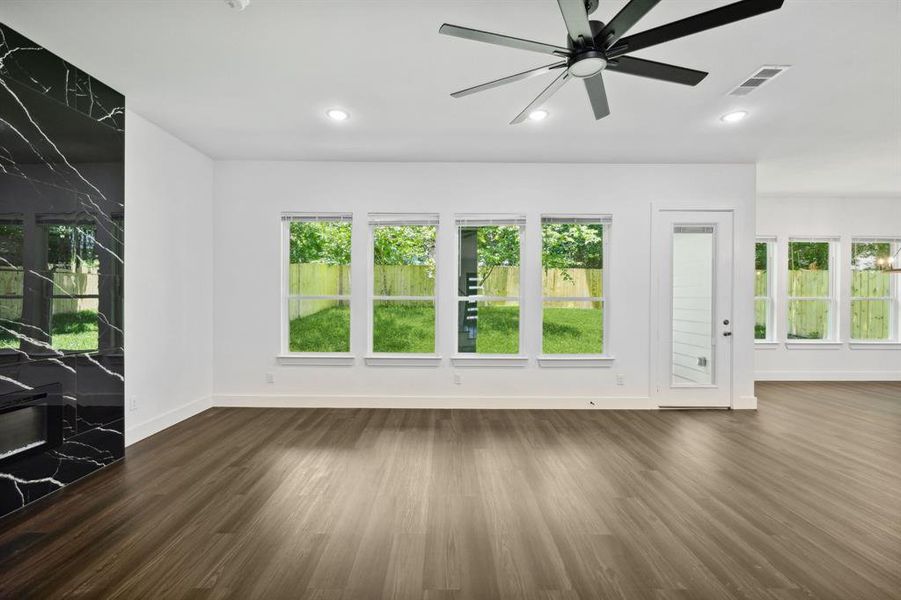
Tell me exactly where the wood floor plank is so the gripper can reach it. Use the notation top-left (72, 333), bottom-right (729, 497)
top-left (0, 382), bottom-right (899, 599)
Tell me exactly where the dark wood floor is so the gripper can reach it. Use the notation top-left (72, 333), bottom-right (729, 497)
top-left (0, 382), bottom-right (899, 599)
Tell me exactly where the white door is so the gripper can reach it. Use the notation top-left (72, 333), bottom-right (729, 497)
top-left (652, 210), bottom-right (733, 408)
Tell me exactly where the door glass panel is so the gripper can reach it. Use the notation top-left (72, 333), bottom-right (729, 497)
top-left (671, 226), bottom-right (714, 385)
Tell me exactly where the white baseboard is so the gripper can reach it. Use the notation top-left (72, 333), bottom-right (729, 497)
top-left (755, 371), bottom-right (901, 381)
top-left (213, 394), bottom-right (654, 410)
top-left (734, 395), bottom-right (757, 409)
top-left (125, 395), bottom-right (213, 446)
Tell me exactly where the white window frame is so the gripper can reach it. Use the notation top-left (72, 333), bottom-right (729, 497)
top-left (755, 237), bottom-right (776, 343)
top-left (366, 213), bottom-right (441, 364)
top-left (786, 237), bottom-right (838, 343)
top-left (538, 215), bottom-right (611, 359)
top-left (850, 238), bottom-right (901, 343)
top-left (452, 214), bottom-right (526, 364)
top-left (278, 213), bottom-right (354, 363)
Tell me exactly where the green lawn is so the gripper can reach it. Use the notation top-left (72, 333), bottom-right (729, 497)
top-left (0, 310), bottom-right (98, 351)
top-left (51, 311), bottom-right (99, 351)
top-left (289, 305), bottom-right (350, 352)
top-left (467, 304), bottom-right (520, 354)
top-left (289, 303), bottom-right (603, 354)
top-left (542, 305), bottom-right (603, 354)
top-left (373, 302), bottom-right (435, 353)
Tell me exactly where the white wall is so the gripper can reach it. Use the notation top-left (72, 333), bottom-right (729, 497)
top-left (213, 162), bottom-right (757, 409)
top-left (124, 110), bottom-right (214, 444)
top-left (756, 196), bottom-right (901, 380)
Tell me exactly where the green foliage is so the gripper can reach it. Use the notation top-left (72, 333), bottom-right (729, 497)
top-left (476, 226), bottom-right (521, 268)
top-left (789, 241), bottom-right (829, 271)
top-left (852, 242), bottom-right (892, 270)
top-left (542, 224), bottom-right (603, 270)
top-left (0, 224), bottom-right (24, 267)
top-left (373, 226), bottom-right (436, 267)
top-left (289, 222), bottom-right (606, 280)
top-left (290, 222), bottom-right (352, 265)
top-left (46, 225), bottom-right (98, 271)
top-left (755, 242), bottom-right (768, 271)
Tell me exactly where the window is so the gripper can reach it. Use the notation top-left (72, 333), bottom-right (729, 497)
top-left (45, 224), bottom-right (100, 352)
top-left (369, 214), bottom-right (438, 354)
top-left (755, 239), bottom-right (775, 341)
top-left (541, 216), bottom-right (607, 354)
top-left (851, 239), bottom-right (900, 341)
top-left (787, 239), bottom-right (835, 340)
top-left (0, 221), bottom-right (24, 350)
top-left (283, 214), bottom-right (352, 353)
top-left (456, 215), bottom-right (524, 355)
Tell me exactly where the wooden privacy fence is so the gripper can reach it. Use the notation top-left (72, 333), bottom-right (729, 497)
top-left (286, 264), bottom-right (891, 337)
top-left (287, 263), bottom-right (603, 319)
top-left (0, 270), bottom-right (97, 319)
top-left (756, 269), bottom-right (892, 339)
top-left (288, 263), bottom-right (351, 319)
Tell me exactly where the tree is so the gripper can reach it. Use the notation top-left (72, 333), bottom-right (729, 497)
top-left (755, 242), bottom-right (768, 271)
top-left (373, 225), bottom-right (435, 268)
top-left (541, 224), bottom-right (603, 270)
top-left (789, 241), bottom-right (829, 271)
top-left (289, 222), bottom-right (351, 265)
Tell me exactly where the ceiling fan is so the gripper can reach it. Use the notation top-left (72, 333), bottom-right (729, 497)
top-left (439, 0), bottom-right (784, 124)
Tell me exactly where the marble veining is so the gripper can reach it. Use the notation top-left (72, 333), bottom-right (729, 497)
top-left (0, 22), bottom-right (124, 520)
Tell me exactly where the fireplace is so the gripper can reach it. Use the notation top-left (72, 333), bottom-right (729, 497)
top-left (0, 384), bottom-right (63, 465)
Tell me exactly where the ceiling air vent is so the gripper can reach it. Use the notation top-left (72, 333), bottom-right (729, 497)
top-left (728, 65), bottom-right (790, 96)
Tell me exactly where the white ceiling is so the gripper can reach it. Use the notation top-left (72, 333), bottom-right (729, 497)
top-left (1, 0), bottom-right (899, 195)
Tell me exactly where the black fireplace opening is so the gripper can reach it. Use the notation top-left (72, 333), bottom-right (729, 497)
top-left (0, 383), bottom-right (63, 466)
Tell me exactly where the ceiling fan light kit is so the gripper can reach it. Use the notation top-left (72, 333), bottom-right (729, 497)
top-left (439, 0), bottom-right (785, 124)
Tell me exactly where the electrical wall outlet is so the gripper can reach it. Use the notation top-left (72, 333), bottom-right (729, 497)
top-left (616, 373), bottom-right (624, 386)
top-left (265, 372), bottom-right (275, 384)
top-left (129, 395), bottom-right (138, 412)
top-left (453, 373), bottom-right (462, 385)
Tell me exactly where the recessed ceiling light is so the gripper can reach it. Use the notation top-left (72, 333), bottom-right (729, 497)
top-left (326, 109), bottom-right (349, 122)
top-left (528, 110), bottom-right (549, 122)
top-left (721, 110), bottom-right (748, 123)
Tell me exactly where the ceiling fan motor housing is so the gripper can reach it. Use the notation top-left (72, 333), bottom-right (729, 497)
top-left (566, 20), bottom-right (607, 78)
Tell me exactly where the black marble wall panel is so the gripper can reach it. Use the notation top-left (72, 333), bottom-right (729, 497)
top-left (0, 22), bottom-right (124, 520)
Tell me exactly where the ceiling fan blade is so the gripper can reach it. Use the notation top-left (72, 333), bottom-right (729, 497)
top-left (606, 0), bottom-right (784, 58)
top-left (439, 24), bottom-right (571, 57)
top-left (598, 0), bottom-right (661, 49)
top-left (606, 56), bottom-right (707, 86)
top-left (556, 0), bottom-right (594, 46)
top-left (451, 62), bottom-right (568, 98)
top-left (583, 73), bottom-right (610, 120)
top-left (510, 69), bottom-right (572, 124)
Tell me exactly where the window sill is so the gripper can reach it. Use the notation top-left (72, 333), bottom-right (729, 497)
top-left (849, 342), bottom-right (901, 350)
top-left (365, 355), bottom-right (442, 367)
top-left (754, 341), bottom-right (780, 349)
top-left (451, 355), bottom-right (528, 368)
top-left (276, 353), bottom-right (355, 366)
top-left (784, 341), bottom-right (842, 350)
top-left (537, 355), bottom-right (615, 368)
